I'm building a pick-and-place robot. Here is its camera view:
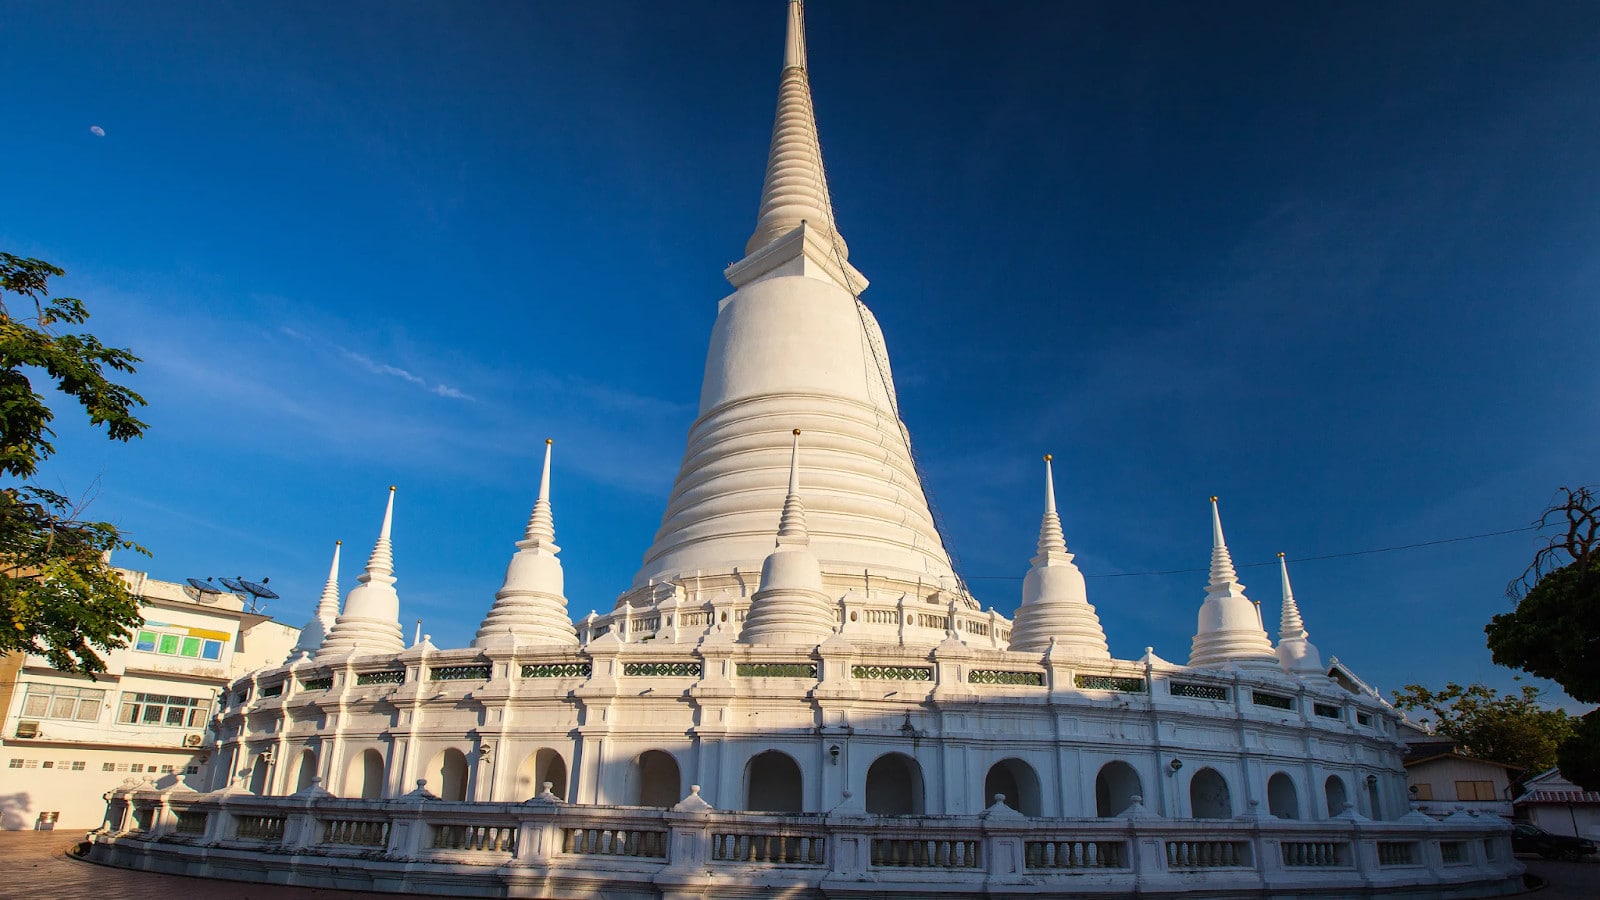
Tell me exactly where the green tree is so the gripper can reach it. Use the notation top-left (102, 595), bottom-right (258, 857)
top-left (1488, 486), bottom-right (1600, 790)
top-left (0, 253), bottom-right (148, 673)
top-left (1391, 681), bottom-right (1575, 781)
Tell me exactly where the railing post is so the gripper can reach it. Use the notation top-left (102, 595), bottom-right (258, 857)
top-left (515, 801), bottom-right (560, 866)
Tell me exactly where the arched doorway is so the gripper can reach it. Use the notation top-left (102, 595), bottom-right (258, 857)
top-left (516, 748), bottom-right (568, 800)
top-left (1325, 775), bottom-right (1349, 817)
top-left (1267, 772), bottom-right (1299, 819)
top-left (865, 753), bottom-right (924, 816)
top-left (745, 750), bottom-right (804, 812)
top-left (294, 749), bottom-right (318, 792)
top-left (1189, 767), bottom-right (1231, 818)
top-left (425, 748), bottom-right (469, 801)
top-left (247, 752), bottom-right (270, 795)
top-left (348, 749), bottom-right (385, 799)
top-left (633, 750), bottom-right (680, 807)
top-left (984, 758), bottom-right (1041, 816)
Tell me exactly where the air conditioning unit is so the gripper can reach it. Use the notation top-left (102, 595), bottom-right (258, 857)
top-left (182, 734), bottom-right (204, 749)
top-left (14, 721), bottom-right (38, 739)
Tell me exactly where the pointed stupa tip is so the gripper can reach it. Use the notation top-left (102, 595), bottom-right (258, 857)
top-left (1278, 552), bottom-right (1306, 637)
top-left (784, 0), bottom-right (806, 71)
top-left (362, 486), bottom-right (397, 584)
top-left (1033, 454), bottom-right (1067, 560)
top-left (1207, 496), bottom-right (1239, 587)
top-left (745, 0), bottom-right (847, 258)
top-left (776, 428), bottom-right (808, 545)
top-left (1044, 454), bottom-right (1056, 515)
top-left (317, 540), bottom-right (342, 617)
top-left (520, 439), bottom-right (556, 546)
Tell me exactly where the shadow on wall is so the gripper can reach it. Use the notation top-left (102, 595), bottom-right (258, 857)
top-left (0, 792), bottom-right (33, 830)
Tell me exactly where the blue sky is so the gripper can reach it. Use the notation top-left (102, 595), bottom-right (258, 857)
top-left (3, 1), bottom-right (1597, 711)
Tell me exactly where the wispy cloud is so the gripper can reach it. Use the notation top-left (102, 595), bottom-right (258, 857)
top-left (281, 330), bottom-right (474, 402)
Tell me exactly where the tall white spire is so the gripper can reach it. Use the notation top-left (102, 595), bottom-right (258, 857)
top-left (745, 0), bottom-right (848, 261)
top-left (318, 487), bottom-right (406, 658)
top-left (286, 541), bottom-right (342, 662)
top-left (740, 429), bottom-right (836, 645)
top-left (1274, 553), bottom-right (1326, 678)
top-left (1008, 456), bottom-right (1109, 658)
top-left (474, 440), bottom-right (579, 649)
top-left (1188, 497), bottom-right (1277, 669)
top-left (628, 1), bottom-right (960, 629)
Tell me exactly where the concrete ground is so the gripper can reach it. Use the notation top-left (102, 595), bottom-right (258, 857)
top-left (0, 831), bottom-right (1593, 899)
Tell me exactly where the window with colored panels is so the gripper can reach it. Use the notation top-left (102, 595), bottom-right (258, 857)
top-left (21, 684), bottom-right (105, 721)
top-left (135, 630), bottom-right (157, 652)
top-left (200, 639), bottom-right (223, 660)
top-left (158, 634), bottom-right (180, 655)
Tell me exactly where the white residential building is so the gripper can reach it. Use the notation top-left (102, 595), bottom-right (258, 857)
top-left (0, 567), bottom-right (298, 829)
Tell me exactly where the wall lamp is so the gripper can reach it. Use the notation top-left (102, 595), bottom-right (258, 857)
top-left (1168, 759), bottom-right (1183, 774)
top-left (829, 745), bottom-right (841, 766)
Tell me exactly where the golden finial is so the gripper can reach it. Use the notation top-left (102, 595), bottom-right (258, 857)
top-left (1044, 453), bottom-right (1052, 461)
top-left (1277, 551), bottom-right (1285, 558)
top-left (335, 540), bottom-right (342, 546)
top-left (545, 438), bottom-right (553, 445)
top-left (793, 428), bottom-right (801, 435)
top-left (1210, 495), bottom-right (1218, 502)
top-left (389, 485), bottom-right (397, 492)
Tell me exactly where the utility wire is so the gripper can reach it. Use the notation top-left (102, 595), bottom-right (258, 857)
top-left (963, 524), bottom-right (1541, 581)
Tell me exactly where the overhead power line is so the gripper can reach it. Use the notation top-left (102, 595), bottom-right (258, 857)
top-left (964, 524), bottom-right (1541, 582)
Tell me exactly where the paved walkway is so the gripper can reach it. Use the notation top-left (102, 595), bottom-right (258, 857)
top-left (0, 832), bottom-right (416, 899)
top-left (0, 831), bottom-right (1595, 899)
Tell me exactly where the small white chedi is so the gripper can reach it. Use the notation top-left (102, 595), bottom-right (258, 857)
top-left (93, 3), bottom-right (1521, 898)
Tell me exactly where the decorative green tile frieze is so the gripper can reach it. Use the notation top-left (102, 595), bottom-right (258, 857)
top-left (1169, 682), bottom-right (1228, 701)
top-left (356, 670), bottom-right (405, 686)
top-left (851, 664), bottom-right (932, 681)
top-left (736, 663), bottom-right (818, 678)
top-left (299, 677), bottom-right (333, 692)
top-left (1313, 702), bottom-right (1342, 719)
top-left (1074, 674), bottom-right (1146, 693)
top-left (968, 669), bottom-right (1044, 686)
top-left (521, 662), bottom-right (591, 679)
top-left (1252, 691), bottom-right (1294, 711)
top-left (622, 661), bottom-right (702, 677)
top-left (430, 665), bottom-right (491, 682)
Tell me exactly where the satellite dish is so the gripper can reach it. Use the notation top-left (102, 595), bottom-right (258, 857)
top-left (239, 579), bottom-right (279, 601)
top-left (218, 577), bottom-right (247, 593)
top-left (186, 578), bottom-right (222, 594)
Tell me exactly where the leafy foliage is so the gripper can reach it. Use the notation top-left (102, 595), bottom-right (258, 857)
top-left (1392, 682), bottom-right (1575, 781)
top-left (1487, 486), bottom-right (1600, 789)
top-left (0, 253), bottom-right (148, 673)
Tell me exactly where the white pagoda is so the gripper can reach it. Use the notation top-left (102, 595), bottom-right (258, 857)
top-left (92, 4), bottom-right (1521, 898)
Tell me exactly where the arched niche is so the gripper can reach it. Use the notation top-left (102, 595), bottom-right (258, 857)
top-left (1189, 767), bottom-right (1232, 818)
top-left (1325, 774), bottom-right (1349, 818)
top-left (745, 750), bottom-right (804, 813)
top-left (424, 748), bottom-right (470, 802)
top-left (865, 752), bottom-right (924, 816)
top-left (516, 748), bottom-right (568, 800)
top-left (1366, 776), bottom-right (1383, 821)
top-left (294, 749), bottom-right (318, 792)
top-left (984, 758), bottom-right (1042, 817)
top-left (1267, 772), bottom-right (1299, 819)
top-left (247, 752), bottom-right (270, 795)
top-left (1095, 761), bottom-right (1142, 817)
top-left (347, 748), bottom-right (385, 799)
top-left (632, 750), bottom-right (681, 808)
